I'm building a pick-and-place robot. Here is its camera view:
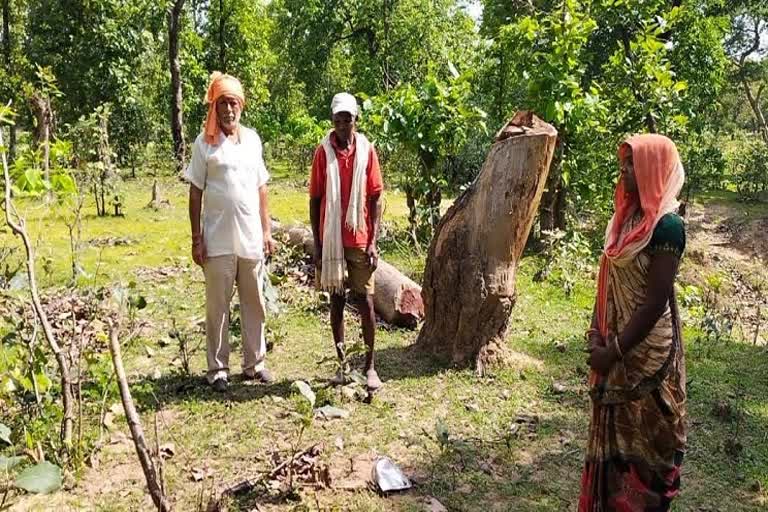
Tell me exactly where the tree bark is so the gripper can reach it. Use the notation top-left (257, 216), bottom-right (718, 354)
top-left (743, 78), bottom-right (768, 144)
top-left (218, 0), bottom-right (226, 71)
top-left (539, 145), bottom-right (566, 233)
top-left (168, 0), bottom-right (186, 175)
top-left (29, 94), bottom-right (52, 195)
top-left (108, 325), bottom-right (172, 512)
top-left (2, 0), bottom-right (15, 162)
top-left (416, 112), bottom-right (558, 373)
top-left (275, 223), bottom-right (424, 328)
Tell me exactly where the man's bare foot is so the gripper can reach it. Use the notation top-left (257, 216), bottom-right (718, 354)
top-left (366, 368), bottom-right (382, 391)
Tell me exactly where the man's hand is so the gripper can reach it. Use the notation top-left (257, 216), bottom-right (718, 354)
top-left (365, 244), bottom-right (379, 270)
top-left (264, 235), bottom-right (278, 258)
top-left (192, 237), bottom-right (206, 267)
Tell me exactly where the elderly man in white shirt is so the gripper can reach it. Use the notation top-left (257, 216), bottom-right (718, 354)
top-left (185, 72), bottom-right (277, 391)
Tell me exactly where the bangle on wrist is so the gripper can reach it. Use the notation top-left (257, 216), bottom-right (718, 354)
top-left (612, 335), bottom-right (624, 360)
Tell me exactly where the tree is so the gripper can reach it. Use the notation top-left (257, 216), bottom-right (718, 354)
top-left (2, 0), bottom-right (14, 160)
top-left (363, 73), bottom-right (487, 238)
top-left (479, 0), bottom-right (723, 229)
top-left (23, 65), bottom-right (62, 201)
top-left (416, 112), bottom-right (557, 372)
top-left (25, 0), bottom-right (172, 165)
top-left (168, 0), bottom-right (186, 174)
top-left (271, 0), bottom-right (478, 118)
top-left (727, 11), bottom-right (768, 143)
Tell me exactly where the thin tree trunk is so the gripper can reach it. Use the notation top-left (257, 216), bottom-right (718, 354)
top-left (108, 325), bottom-right (172, 512)
top-left (539, 147), bottom-right (563, 234)
top-left (2, 120), bottom-right (74, 451)
top-left (416, 112), bottom-right (558, 373)
top-left (218, 0), bottom-right (226, 71)
top-left (168, 0), bottom-right (186, 175)
top-left (2, 0), bottom-right (15, 163)
top-left (42, 120), bottom-right (50, 183)
top-left (743, 79), bottom-right (768, 144)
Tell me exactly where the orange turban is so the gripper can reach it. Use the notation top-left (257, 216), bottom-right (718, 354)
top-left (204, 72), bottom-right (246, 145)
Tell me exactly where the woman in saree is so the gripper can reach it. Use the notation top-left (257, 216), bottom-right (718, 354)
top-left (579, 134), bottom-right (687, 511)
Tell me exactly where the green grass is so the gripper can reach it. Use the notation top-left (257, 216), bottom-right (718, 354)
top-left (2, 174), bottom-right (768, 511)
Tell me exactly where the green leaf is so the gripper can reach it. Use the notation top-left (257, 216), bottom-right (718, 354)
top-left (0, 423), bottom-right (11, 445)
top-left (14, 461), bottom-right (62, 494)
top-left (435, 418), bottom-right (450, 446)
top-left (291, 380), bottom-right (315, 408)
top-left (0, 456), bottom-right (25, 472)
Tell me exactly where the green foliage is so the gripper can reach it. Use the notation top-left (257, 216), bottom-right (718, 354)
top-left (535, 229), bottom-right (596, 297)
top-left (26, 0), bottom-right (169, 163)
top-left (680, 135), bottom-right (728, 194)
top-left (13, 461), bottom-right (62, 494)
top-left (272, 0), bottom-right (477, 118)
top-left (730, 139), bottom-right (768, 202)
top-left (66, 104), bottom-right (121, 216)
top-left (362, 72), bottom-right (487, 235)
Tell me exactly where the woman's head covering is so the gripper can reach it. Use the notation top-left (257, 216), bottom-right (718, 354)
top-left (603, 134), bottom-right (685, 266)
top-left (204, 71), bottom-right (246, 145)
top-left (595, 134), bottom-right (685, 340)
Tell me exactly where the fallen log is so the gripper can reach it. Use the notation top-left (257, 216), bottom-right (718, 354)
top-left (273, 222), bottom-right (424, 328)
top-left (415, 112), bottom-right (558, 373)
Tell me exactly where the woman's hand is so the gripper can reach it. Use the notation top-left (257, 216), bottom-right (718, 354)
top-left (587, 331), bottom-right (603, 351)
top-left (586, 331), bottom-right (620, 374)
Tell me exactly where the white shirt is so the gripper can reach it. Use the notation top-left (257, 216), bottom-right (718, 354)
top-left (184, 126), bottom-right (270, 260)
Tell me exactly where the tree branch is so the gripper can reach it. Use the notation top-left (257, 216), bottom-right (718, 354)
top-left (108, 322), bottom-right (172, 512)
top-left (1, 107), bottom-right (75, 452)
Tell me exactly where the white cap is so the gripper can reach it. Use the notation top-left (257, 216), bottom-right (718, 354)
top-left (331, 92), bottom-right (358, 117)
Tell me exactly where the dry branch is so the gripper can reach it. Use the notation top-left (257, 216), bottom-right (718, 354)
top-left (107, 323), bottom-right (172, 512)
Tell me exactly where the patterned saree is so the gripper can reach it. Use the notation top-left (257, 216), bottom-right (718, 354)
top-left (579, 135), bottom-right (687, 511)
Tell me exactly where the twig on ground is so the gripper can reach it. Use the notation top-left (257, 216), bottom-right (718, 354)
top-left (107, 320), bottom-right (172, 511)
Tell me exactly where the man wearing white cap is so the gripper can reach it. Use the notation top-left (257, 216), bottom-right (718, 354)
top-left (309, 92), bottom-right (384, 390)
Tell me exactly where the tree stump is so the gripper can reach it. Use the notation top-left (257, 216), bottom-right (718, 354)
top-left (415, 112), bottom-right (558, 373)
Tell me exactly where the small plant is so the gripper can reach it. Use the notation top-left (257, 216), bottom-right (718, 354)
top-left (0, 423), bottom-right (63, 507)
top-left (535, 228), bottom-right (595, 296)
top-left (285, 380), bottom-right (316, 493)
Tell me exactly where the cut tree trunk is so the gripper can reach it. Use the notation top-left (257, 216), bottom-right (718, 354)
top-left (168, 0), bottom-right (186, 175)
top-left (274, 223), bottom-right (424, 328)
top-left (416, 112), bottom-right (557, 373)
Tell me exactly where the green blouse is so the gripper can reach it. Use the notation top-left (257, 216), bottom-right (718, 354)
top-left (647, 213), bottom-right (686, 258)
